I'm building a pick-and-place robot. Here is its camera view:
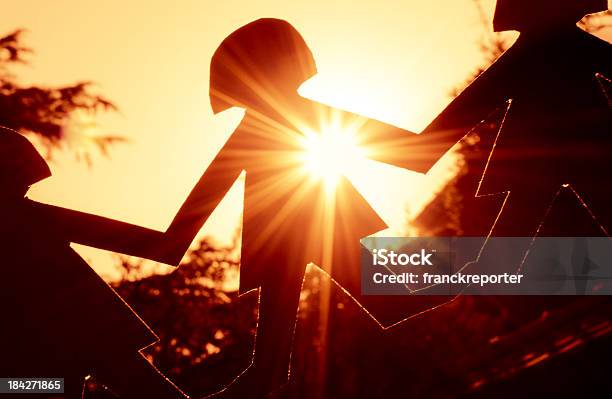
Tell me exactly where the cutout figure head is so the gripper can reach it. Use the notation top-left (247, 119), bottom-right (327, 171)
top-left (493, 0), bottom-right (608, 32)
top-left (209, 18), bottom-right (318, 113)
top-left (0, 127), bottom-right (51, 198)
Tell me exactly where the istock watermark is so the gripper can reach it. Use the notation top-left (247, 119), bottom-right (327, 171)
top-left (372, 248), bottom-right (434, 266)
top-left (360, 237), bottom-right (612, 295)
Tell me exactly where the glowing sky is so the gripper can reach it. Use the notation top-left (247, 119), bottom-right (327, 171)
top-left (4, 0), bottom-right (606, 279)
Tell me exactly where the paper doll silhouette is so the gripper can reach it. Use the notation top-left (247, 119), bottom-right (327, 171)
top-left (0, 127), bottom-right (188, 399)
top-left (397, 0), bottom-right (611, 273)
top-left (155, 18), bottom-right (444, 398)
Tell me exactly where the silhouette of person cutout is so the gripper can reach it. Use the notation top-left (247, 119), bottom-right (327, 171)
top-left (396, 0), bottom-right (611, 272)
top-left (0, 127), bottom-right (188, 399)
top-left (158, 18), bottom-right (427, 398)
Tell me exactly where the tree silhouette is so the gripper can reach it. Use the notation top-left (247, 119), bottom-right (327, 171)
top-left (0, 29), bottom-right (123, 160)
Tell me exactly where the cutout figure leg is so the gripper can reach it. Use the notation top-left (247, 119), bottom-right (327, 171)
top-left (253, 266), bottom-right (305, 391)
top-left (220, 261), bottom-right (306, 398)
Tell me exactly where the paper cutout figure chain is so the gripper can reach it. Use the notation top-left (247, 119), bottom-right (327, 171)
top-left (0, 1), bottom-right (610, 398)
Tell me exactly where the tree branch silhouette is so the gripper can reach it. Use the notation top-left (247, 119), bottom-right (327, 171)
top-left (0, 29), bottom-right (123, 161)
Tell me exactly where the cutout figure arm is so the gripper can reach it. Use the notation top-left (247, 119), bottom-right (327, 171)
top-left (343, 50), bottom-right (516, 174)
top-left (160, 133), bottom-right (244, 265)
top-left (27, 133), bottom-right (244, 266)
top-left (26, 200), bottom-right (169, 260)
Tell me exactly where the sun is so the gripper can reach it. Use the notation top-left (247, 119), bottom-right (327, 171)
top-left (300, 122), bottom-right (367, 188)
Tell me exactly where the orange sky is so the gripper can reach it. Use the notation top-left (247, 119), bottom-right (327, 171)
top-left (7, 0), bottom-right (604, 279)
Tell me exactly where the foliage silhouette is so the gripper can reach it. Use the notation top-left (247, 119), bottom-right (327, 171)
top-left (0, 29), bottom-right (123, 161)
